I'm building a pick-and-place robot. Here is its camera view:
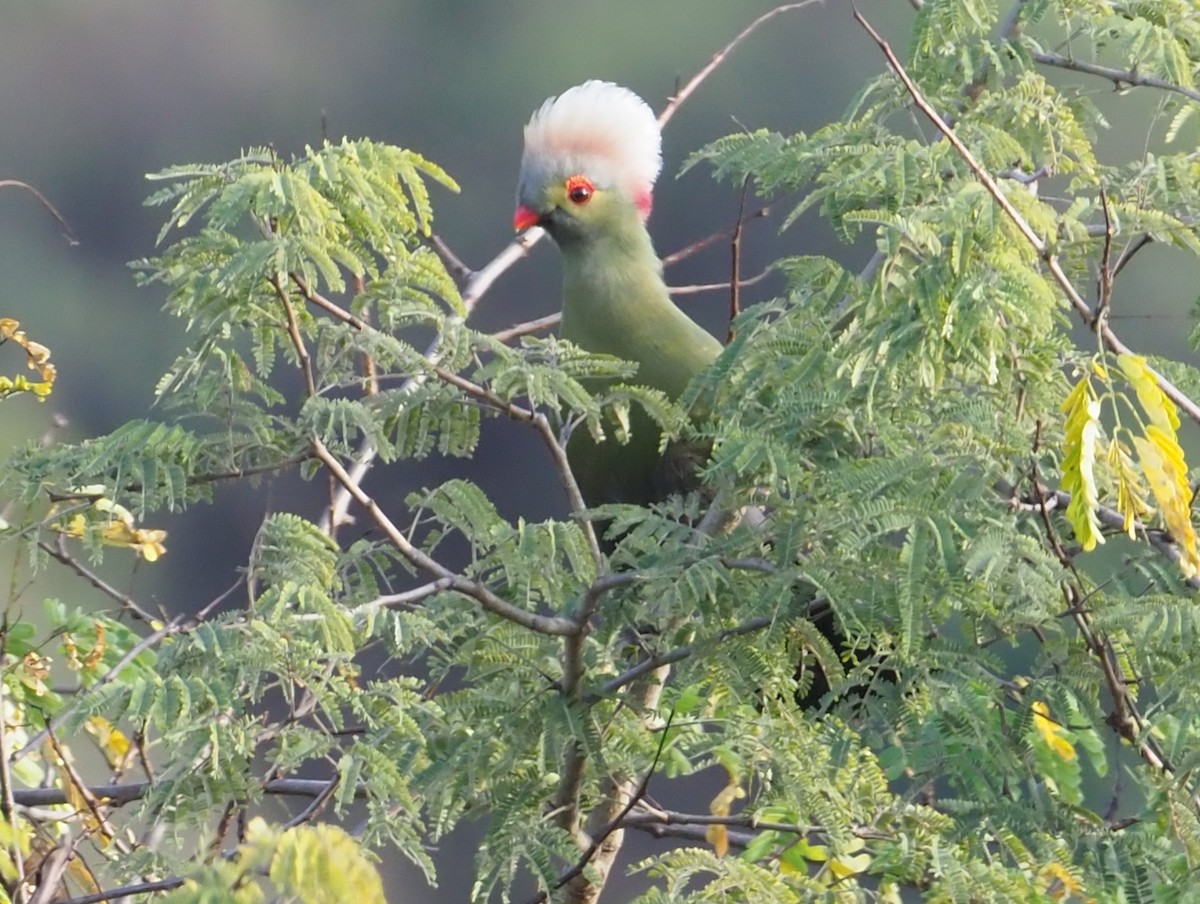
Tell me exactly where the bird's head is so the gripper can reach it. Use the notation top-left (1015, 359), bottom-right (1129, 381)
top-left (514, 80), bottom-right (661, 246)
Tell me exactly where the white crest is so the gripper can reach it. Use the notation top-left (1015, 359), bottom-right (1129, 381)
top-left (522, 80), bottom-right (662, 212)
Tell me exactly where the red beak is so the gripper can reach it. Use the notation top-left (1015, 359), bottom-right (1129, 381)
top-left (513, 204), bottom-right (540, 233)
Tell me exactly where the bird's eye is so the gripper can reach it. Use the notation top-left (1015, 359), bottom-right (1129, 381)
top-left (565, 176), bottom-right (594, 205)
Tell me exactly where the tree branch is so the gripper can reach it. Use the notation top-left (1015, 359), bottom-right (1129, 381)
top-left (12, 578), bottom-right (243, 763)
top-left (852, 8), bottom-right (1200, 428)
top-left (597, 615), bottom-right (774, 698)
top-left (1033, 51), bottom-right (1200, 105)
top-left (310, 435), bottom-right (578, 636)
top-left (656, 1), bottom-right (826, 129)
top-left (39, 535), bottom-right (160, 623)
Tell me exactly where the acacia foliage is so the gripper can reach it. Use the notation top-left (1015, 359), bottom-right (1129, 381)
top-left (5, 1), bottom-right (1200, 901)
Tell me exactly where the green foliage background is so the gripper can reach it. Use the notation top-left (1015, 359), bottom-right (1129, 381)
top-left (5, 1), bottom-right (1200, 902)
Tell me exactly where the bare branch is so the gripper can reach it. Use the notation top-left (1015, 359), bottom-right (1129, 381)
top-left (657, 1), bottom-right (826, 129)
top-left (490, 313), bottom-right (561, 344)
top-left (60, 877), bottom-right (184, 904)
top-left (1033, 51), bottom-right (1200, 105)
top-left (11, 777), bottom-right (353, 809)
top-left (352, 576), bottom-right (458, 618)
top-left (728, 175), bottom-right (752, 342)
top-left (660, 205), bottom-right (770, 268)
top-left (0, 179), bottom-right (77, 245)
top-left (668, 268), bottom-right (772, 296)
top-left (311, 435), bottom-right (577, 636)
top-left (40, 535), bottom-right (160, 623)
top-left (1095, 187), bottom-right (1115, 324)
top-left (624, 804), bottom-right (892, 841)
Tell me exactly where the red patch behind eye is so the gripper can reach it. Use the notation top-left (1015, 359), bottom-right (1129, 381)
top-left (634, 189), bottom-right (653, 219)
top-left (565, 175), bottom-right (594, 204)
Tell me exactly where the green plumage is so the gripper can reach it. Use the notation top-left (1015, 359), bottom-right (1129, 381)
top-left (558, 210), bottom-right (722, 505)
top-left (516, 80), bottom-right (723, 506)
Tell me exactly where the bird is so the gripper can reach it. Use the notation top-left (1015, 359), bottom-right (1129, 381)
top-left (514, 80), bottom-right (724, 508)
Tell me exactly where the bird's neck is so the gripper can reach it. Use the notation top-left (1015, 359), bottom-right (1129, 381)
top-left (558, 219), bottom-right (722, 400)
top-left (559, 221), bottom-right (672, 345)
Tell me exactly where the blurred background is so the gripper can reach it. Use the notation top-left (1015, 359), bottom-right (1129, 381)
top-left (0, 2), bottom-right (1193, 900)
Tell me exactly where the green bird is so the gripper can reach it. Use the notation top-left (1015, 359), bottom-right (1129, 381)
top-left (514, 80), bottom-right (723, 506)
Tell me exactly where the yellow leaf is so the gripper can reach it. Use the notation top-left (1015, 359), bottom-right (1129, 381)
top-left (1119, 354), bottom-right (1180, 433)
top-left (84, 716), bottom-right (132, 770)
top-left (55, 498), bottom-right (168, 561)
top-left (0, 317), bottom-right (57, 397)
top-left (829, 851), bottom-right (871, 880)
top-left (705, 770), bottom-right (744, 858)
top-left (1133, 429), bottom-right (1200, 577)
top-left (1032, 701), bottom-right (1076, 762)
top-left (705, 824), bottom-right (729, 858)
top-left (1109, 439), bottom-right (1150, 539)
top-left (1039, 862), bottom-right (1086, 900)
top-left (1060, 376), bottom-right (1105, 550)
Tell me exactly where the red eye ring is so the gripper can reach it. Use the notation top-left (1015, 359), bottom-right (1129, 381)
top-left (565, 175), bottom-right (594, 205)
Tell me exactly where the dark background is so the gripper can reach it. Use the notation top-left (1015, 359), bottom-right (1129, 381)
top-left (0, 3), bottom-right (1191, 900)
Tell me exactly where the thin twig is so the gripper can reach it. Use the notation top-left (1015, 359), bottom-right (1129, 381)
top-left (669, 267), bottom-right (772, 296)
top-left (282, 776), bottom-right (339, 829)
top-left (728, 175), bottom-right (752, 342)
top-left (1033, 52), bottom-right (1200, 105)
top-left (429, 233), bottom-right (472, 281)
top-left (40, 535), bottom-right (159, 623)
top-left (0, 180), bottom-right (77, 245)
top-left (311, 435), bottom-right (577, 637)
top-left (352, 576), bottom-right (458, 619)
top-left (490, 313), bottom-right (562, 344)
top-left (656, 1), bottom-right (825, 129)
top-left (1095, 186), bottom-right (1114, 324)
top-left (624, 804), bottom-right (892, 841)
top-left (597, 616), bottom-right (774, 697)
top-left (1112, 234), bottom-right (1154, 281)
top-left (11, 777), bottom-right (359, 809)
top-left (270, 274), bottom-right (317, 399)
top-left (660, 206), bottom-right (770, 268)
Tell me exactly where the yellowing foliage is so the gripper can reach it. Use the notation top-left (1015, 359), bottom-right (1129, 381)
top-left (705, 770), bottom-right (744, 858)
top-left (56, 497), bottom-right (168, 561)
top-left (1032, 701), bottom-right (1076, 762)
top-left (0, 317), bottom-right (56, 399)
top-left (1059, 355), bottom-right (1200, 578)
top-left (1060, 375), bottom-right (1104, 551)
